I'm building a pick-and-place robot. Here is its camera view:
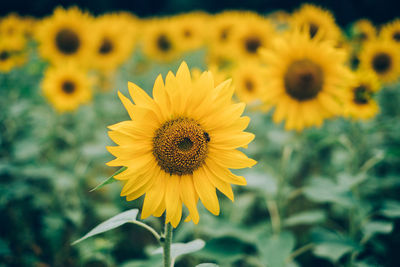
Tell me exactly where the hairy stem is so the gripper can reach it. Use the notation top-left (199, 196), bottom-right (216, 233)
top-left (163, 223), bottom-right (173, 267)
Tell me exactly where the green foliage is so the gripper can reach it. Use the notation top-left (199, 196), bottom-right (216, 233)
top-left (72, 209), bottom-right (139, 245)
top-left (90, 166), bottom-right (126, 192)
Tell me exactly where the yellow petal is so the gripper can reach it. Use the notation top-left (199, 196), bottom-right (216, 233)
top-left (106, 142), bottom-right (152, 159)
top-left (165, 175), bottom-right (182, 226)
top-left (153, 74), bottom-right (171, 121)
top-left (211, 116), bottom-right (250, 134)
top-left (120, 166), bottom-right (156, 196)
top-left (141, 171), bottom-right (166, 219)
top-left (128, 82), bottom-right (154, 108)
top-left (111, 154), bottom-right (154, 178)
top-left (176, 61), bottom-right (191, 87)
top-left (210, 132), bottom-right (255, 150)
top-left (204, 165), bottom-right (234, 201)
top-left (208, 149), bottom-right (257, 169)
top-left (193, 168), bottom-right (220, 215)
top-left (118, 91), bottom-right (135, 120)
top-left (180, 175), bottom-right (200, 224)
top-left (205, 159), bottom-right (247, 185)
top-left (125, 180), bottom-right (154, 201)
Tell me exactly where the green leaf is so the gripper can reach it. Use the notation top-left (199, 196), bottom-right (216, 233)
top-left (257, 231), bottom-right (295, 267)
top-left (196, 237), bottom-right (249, 263)
top-left (121, 255), bottom-right (162, 267)
top-left (303, 177), bottom-right (353, 206)
top-left (380, 201), bottom-right (400, 218)
top-left (362, 221), bottom-right (393, 241)
top-left (153, 239), bottom-right (205, 261)
top-left (90, 167), bottom-right (127, 192)
top-left (244, 171), bottom-right (278, 196)
top-left (313, 243), bottom-right (355, 262)
top-left (72, 209), bottom-right (138, 245)
top-left (284, 210), bottom-right (326, 227)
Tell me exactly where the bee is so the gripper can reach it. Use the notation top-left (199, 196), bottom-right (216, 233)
top-left (204, 132), bottom-right (210, 142)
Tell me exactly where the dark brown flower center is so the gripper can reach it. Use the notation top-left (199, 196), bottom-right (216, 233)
top-left (157, 34), bottom-right (171, 52)
top-left (244, 78), bottom-right (254, 92)
top-left (220, 27), bottom-right (230, 41)
top-left (309, 23), bottom-right (319, 38)
top-left (0, 51), bottom-right (10, 61)
top-left (358, 32), bottom-right (368, 41)
top-left (284, 59), bottom-right (324, 101)
top-left (372, 52), bottom-right (391, 74)
top-left (353, 85), bottom-right (372, 105)
top-left (393, 31), bottom-right (400, 42)
top-left (244, 36), bottom-right (262, 54)
top-left (183, 29), bottom-right (192, 38)
top-left (153, 118), bottom-right (210, 176)
top-left (350, 54), bottom-right (360, 70)
top-left (99, 38), bottom-right (113, 54)
top-left (55, 28), bottom-right (80, 55)
top-left (62, 80), bottom-right (76, 94)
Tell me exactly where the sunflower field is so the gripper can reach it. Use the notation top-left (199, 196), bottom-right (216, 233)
top-left (2, 3), bottom-right (400, 267)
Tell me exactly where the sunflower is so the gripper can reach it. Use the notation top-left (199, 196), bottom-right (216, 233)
top-left (35, 6), bottom-right (93, 65)
top-left (0, 40), bottom-right (27, 72)
top-left (207, 11), bottom-right (243, 51)
top-left (0, 13), bottom-right (28, 49)
top-left (140, 18), bottom-right (183, 63)
top-left (232, 62), bottom-right (266, 106)
top-left (380, 19), bottom-right (400, 44)
top-left (351, 19), bottom-right (376, 43)
top-left (90, 14), bottom-right (136, 72)
top-left (41, 63), bottom-right (92, 112)
top-left (171, 12), bottom-right (208, 52)
top-left (106, 62), bottom-right (256, 227)
top-left (229, 13), bottom-right (276, 61)
top-left (291, 4), bottom-right (341, 42)
top-left (260, 29), bottom-right (352, 131)
top-left (345, 71), bottom-right (380, 120)
top-left (359, 40), bottom-right (400, 84)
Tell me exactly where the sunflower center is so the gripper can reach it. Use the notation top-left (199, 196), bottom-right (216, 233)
top-left (0, 51), bottom-right (10, 61)
top-left (284, 59), bottom-right (324, 101)
top-left (220, 27), bottom-right (230, 41)
top-left (393, 31), bottom-right (400, 42)
top-left (153, 118), bottom-right (209, 176)
top-left (99, 38), bottom-right (113, 54)
top-left (359, 32), bottom-right (368, 41)
top-left (309, 23), bottom-right (319, 38)
top-left (244, 79), bottom-right (254, 92)
top-left (62, 80), bottom-right (76, 94)
top-left (372, 52), bottom-right (391, 74)
top-left (244, 36), bottom-right (262, 54)
top-left (55, 28), bottom-right (80, 55)
top-left (350, 54), bottom-right (360, 70)
top-left (183, 29), bottom-right (192, 38)
top-left (157, 34), bottom-right (171, 52)
top-left (353, 85), bottom-right (372, 105)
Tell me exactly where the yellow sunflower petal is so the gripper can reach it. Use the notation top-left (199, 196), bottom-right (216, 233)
top-left (193, 168), bottom-right (220, 215)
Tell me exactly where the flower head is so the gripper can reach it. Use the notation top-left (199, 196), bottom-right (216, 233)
top-left (261, 29), bottom-right (352, 131)
top-left (41, 63), bottom-right (92, 112)
top-left (107, 62), bottom-right (256, 227)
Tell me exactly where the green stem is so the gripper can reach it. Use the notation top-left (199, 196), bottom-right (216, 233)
top-left (286, 243), bottom-right (314, 262)
top-left (267, 200), bottom-right (281, 235)
top-left (163, 223), bottom-right (173, 267)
